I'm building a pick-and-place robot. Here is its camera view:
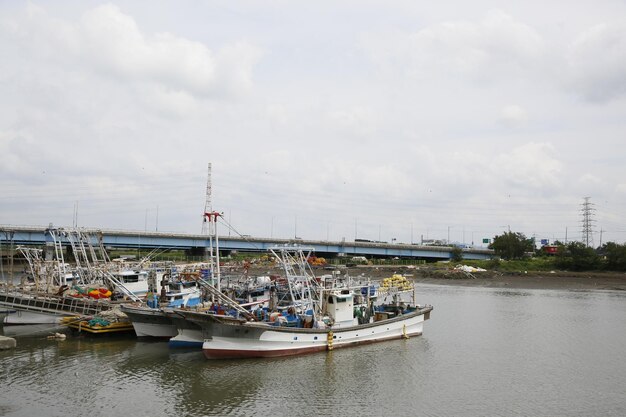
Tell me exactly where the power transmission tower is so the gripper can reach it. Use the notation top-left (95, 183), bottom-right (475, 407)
top-left (580, 197), bottom-right (596, 247)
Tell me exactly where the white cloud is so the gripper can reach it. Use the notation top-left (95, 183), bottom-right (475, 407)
top-left (492, 142), bottom-right (562, 192)
top-left (364, 10), bottom-right (547, 83)
top-left (575, 173), bottom-right (611, 197)
top-left (328, 106), bottom-right (378, 137)
top-left (1, 4), bottom-right (262, 101)
top-left (566, 21), bottom-right (626, 102)
top-left (498, 104), bottom-right (528, 127)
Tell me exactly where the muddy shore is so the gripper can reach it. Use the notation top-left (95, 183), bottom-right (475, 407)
top-left (244, 264), bottom-right (626, 292)
top-left (362, 265), bottom-right (626, 291)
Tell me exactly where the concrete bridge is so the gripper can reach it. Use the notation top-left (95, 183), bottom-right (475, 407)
top-left (0, 225), bottom-right (493, 261)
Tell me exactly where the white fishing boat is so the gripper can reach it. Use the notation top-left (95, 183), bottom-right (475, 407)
top-left (122, 208), bottom-right (225, 340)
top-left (167, 287), bottom-right (270, 348)
top-left (166, 309), bottom-right (204, 347)
top-left (178, 246), bottom-right (433, 359)
top-left (119, 304), bottom-right (178, 338)
top-left (121, 278), bottom-right (203, 338)
top-left (182, 290), bottom-right (431, 359)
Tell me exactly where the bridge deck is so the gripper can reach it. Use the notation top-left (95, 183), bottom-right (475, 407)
top-left (0, 225), bottom-right (493, 261)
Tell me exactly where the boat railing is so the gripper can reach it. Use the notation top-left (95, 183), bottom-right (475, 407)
top-left (0, 291), bottom-right (109, 316)
top-left (196, 277), bottom-right (256, 320)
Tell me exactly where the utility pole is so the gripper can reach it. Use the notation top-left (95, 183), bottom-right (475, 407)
top-left (599, 228), bottom-right (603, 247)
top-left (580, 197), bottom-right (595, 247)
top-left (73, 202), bottom-right (78, 228)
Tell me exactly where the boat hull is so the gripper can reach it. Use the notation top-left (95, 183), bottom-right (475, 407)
top-left (131, 321), bottom-right (177, 338)
top-left (190, 307), bottom-right (432, 359)
top-left (1, 307), bottom-right (67, 325)
top-left (167, 312), bottom-right (204, 348)
top-left (120, 305), bottom-right (176, 338)
top-left (168, 329), bottom-right (204, 348)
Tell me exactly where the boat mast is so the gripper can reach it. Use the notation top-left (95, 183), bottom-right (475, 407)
top-left (269, 246), bottom-right (322, 320)
top-left (202, 163), bottom-right (222, 292)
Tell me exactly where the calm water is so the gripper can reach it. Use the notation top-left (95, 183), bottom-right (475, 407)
top-left (1, 284), bottom-right (625, 417)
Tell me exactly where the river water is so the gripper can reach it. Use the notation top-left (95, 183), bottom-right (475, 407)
top-left (1, 284), bottom-right (625, 417)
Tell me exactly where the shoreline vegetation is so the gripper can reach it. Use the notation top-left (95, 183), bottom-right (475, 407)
top-left (245, 263), bottom-right (626, 292)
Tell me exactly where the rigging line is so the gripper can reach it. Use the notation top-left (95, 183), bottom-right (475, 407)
top-left (217, 217), bottom-right (264, 252)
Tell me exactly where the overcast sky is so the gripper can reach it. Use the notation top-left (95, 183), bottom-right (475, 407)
top-left (1, 1), bottom-right (625, 246)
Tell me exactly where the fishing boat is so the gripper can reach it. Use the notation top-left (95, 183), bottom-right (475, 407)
top-left (166, 308), bottom-right (203, 347)
top-left (61, 313), bottom-right (135, 335)
top-left (119, 305), bottom-right (178, 338)
top-left (120, 270), bottom-right (205, 338)
top-left (167, 287), bottom-right (270, 348)
top-left (59, 300), bottom-right (136, 335)
top-left (182, 291), bottom-right (432, 359)
top-left (0, 290), bottom-right (114, 325)
top-left (0, 228), bottom-right (142, 325)
top-left (179, 247), bottom-right (433, 359)
top-left (122, 210), bottom-right (232, 341)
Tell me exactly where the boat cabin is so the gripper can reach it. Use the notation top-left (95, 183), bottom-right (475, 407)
top-left (113, 270), bottom-right (149, 296)
top-left (325, 290), bottom-right (356, 327)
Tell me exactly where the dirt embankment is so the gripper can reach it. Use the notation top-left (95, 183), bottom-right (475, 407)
top-left (245, 264), bottom-right (626, 291)
top-left (360, 265), bottom-right (626, 291)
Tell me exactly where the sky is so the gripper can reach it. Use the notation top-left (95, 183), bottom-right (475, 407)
top-left (1, 1), bottom-right (625, 247)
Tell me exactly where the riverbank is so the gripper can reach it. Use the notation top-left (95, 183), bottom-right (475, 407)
top-left (346, 265), bottom-right (626, 291)
top-left (244, 264), bottom-right (626, 291)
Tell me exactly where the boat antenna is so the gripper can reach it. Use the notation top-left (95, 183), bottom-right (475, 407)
top-left (201, 163), bottom-right (212, 235)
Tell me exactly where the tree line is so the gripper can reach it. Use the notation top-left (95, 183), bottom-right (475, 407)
top-left (488, 231), bottom-right (626, 272)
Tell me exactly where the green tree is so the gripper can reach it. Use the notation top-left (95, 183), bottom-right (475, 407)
top-left (488, 231), bottom-right (534, 260)
top-left (601, 242), bottom-right (626, 271)
top-left (555, 241), bottom-right (600, 271)
top-left (450, 247), bottom-right (463, 263)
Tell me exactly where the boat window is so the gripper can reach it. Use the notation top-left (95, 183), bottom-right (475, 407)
top-left (336, 297), bottom-right (346, 303)
top-left (123, 275), bottom-right (139, 283)
top-left (327, 296), bottom-right (334, 304)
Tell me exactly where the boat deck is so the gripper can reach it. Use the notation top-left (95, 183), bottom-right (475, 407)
top-left (61, 316), bottom-right (135, 334)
